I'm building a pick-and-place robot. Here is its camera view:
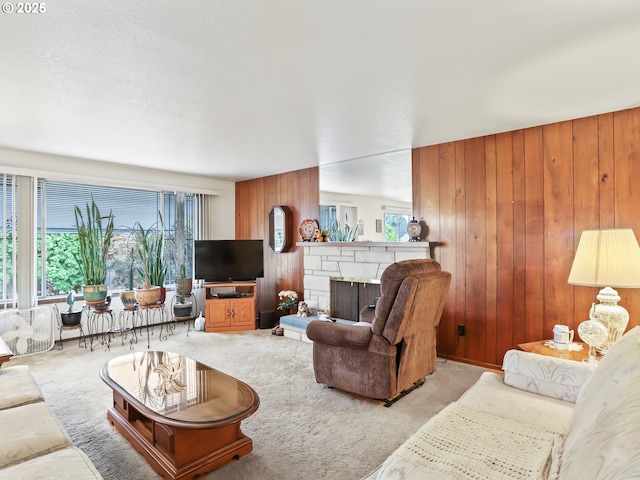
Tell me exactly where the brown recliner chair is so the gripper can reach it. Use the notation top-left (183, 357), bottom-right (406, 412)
top-left (306, 259), bottom-right (451, 405)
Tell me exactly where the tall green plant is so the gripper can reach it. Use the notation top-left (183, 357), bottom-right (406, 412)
top-left (134, 218), bottom-right (166, 289)
top-left (177, 263), bottom-right (186, 304)
top-left (74, 198), bottom-right (115, 285)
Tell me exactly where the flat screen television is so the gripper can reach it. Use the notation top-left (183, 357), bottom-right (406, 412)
top-left (194, 240), bottom-right (264, 282)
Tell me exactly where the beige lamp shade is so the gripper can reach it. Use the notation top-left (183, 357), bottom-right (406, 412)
top-left (568, 228), bottom-right (640, 288)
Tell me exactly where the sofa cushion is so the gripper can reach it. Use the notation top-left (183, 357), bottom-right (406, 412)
top-left (369, 402), bottom-right (563, 480)
top-left (0, 401), bottom-right (71, 469)
top-left (457, 371), bottom-right (575, 435)
top-left (559, 326), bottom-right (640, 478)
top-left (0, 365), bottom-right (44, 409)
top-left (0, 446), bottom-right (103, 480)
top-left (502, 349), bottom-right (595, 403)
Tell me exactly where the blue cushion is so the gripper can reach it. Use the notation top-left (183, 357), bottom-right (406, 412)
top-left (279, 314), bottom-right (356, 330)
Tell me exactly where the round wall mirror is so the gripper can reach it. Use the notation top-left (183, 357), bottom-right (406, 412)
top-left (269, 205), bottom-right (292, 253)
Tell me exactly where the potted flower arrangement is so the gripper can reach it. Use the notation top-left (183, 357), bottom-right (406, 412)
top-left (277, 290), bottom-right (298, 314)
top-left (273, 290), bottom-right (298, 336)
top-left (74, 198), bottom-right (115, 304)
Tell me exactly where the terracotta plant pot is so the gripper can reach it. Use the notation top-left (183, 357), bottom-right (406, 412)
top-left (134, 286), bottom-right (161, 306)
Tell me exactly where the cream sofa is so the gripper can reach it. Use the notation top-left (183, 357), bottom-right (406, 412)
top-left (363, 325), bottom-right (640, 480)
top-left (0, 363), bottom-right (103, 479)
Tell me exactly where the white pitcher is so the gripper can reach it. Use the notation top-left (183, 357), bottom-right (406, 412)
top-left (553, 324), bottom-right (574, 348)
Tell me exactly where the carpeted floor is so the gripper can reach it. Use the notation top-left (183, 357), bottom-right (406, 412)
top-left (10, 323), bottom-right (485, 479)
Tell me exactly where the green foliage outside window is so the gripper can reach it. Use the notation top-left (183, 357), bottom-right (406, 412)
top-left (43, 233), bottom-right (83, 295)
top-left (385, 224), bottom-right (398, 242)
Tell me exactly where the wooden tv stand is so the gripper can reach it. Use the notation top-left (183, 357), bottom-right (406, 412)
top-left (204, 281), bottom-right (257, 332)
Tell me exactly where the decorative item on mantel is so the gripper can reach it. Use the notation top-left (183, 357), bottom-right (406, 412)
top-left (313, 228), bottom-right (328, 242)
top-left (299, 219), bottom-right (319, 242)
top-left (407, 217), bottom-right (422, 242)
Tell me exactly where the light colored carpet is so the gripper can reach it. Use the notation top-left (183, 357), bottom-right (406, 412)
top-left (10, 323), bottom-right (485, 479)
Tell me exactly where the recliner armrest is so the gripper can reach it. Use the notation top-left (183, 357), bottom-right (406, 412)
top-left (306, 320), bottom-right (372, 349)
top-left (359, 306), bottom-right (375, 324)
top-left (502, 349), bottom-right (596, 403)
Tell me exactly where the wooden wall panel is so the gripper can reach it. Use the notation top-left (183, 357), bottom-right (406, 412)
top-left (598, 113), bottom-right (615, 227)
top-left (523, 127), bottom-right (544, 342)
top-left (454, 141), bottom-right (467, 358)
top-left (512, 130), bottom-right (526, 347)
top-left (414, 106), bottom-right (640, 368)
top-left (542, 121), bottom-right (574, 335)
top-left (572, 116), bottom-right (600, 325)
top-left (235, 167), bottom-right (319, 316)
top-left (432, 143), bottom-right (458, 356)
top-left (464, 137), bottom-right (487, 362)
top-left (613, 109), bottom-right (640, 322)
top-left (495, 132), bottom-right (515, 365)
top-left (484, 136), bottom-right (498, 365)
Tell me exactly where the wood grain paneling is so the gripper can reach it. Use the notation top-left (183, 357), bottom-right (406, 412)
top-left (235, 167), bottom-right (319, 317)
top-left (414, 106), bottom-right (640, 368)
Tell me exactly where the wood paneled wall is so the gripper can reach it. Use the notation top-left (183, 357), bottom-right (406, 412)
top-left (413, 107), bottom-right (640, 368)
top-left (235, 167), bottom-right (319, 315)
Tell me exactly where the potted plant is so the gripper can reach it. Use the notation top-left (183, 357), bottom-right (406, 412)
top-left (74, 198), bottom-right (115, 303)
top-left (173, 264), bottom-right (193, 318)
top-left (277, 290), bottom-right (299, 315)
top-left (120, 248), bottom-right (137, 310)
top-left (133, 219), bottom-right (165, 306)
top-left (60, 290), bottom-right (82, 326)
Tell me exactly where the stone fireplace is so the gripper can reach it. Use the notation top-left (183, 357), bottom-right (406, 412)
top-left (301, 242), bottom-right (432, 314)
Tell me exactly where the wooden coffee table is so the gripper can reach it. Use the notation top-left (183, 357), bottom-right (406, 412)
top-left (100, 351), bottom-right (259, 480)
top-left (0, 336), bottom-right (13, 367)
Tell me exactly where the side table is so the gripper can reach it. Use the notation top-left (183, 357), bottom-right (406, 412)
top-left (517, 340), bottom-right (593, 362)
top-left (0, 336), bottom-right (12, 368)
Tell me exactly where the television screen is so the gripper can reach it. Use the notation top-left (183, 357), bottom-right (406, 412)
top-left (194, 240), bottom-right (264, 282)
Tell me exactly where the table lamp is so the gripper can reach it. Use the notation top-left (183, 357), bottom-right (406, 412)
top-left (568, 228), bottom-right (640, 354)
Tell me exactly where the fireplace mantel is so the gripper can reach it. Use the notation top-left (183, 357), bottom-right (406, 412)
top-left (301, 241), bottom-right (433, 312)
top-left (297, 241), bottom-right (436, 248)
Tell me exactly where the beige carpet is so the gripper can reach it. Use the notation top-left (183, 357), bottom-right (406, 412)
top-left (9, 323), bottom-right (485, 480)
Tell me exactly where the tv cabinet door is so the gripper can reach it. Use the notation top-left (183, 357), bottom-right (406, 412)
top-left (231, 298), bottom-right (255, 328)
top-left (206, 301), bottom-right (230, 331)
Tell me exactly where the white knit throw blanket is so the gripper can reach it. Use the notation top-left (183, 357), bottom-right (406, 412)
top-left (392, 403), bottom-right (563, 480)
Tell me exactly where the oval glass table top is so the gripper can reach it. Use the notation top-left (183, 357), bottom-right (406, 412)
top-left (100, 351), bottom-right (259, 426)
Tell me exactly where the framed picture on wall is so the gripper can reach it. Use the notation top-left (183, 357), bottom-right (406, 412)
top-left (376, 219), bottom-right (382, 233)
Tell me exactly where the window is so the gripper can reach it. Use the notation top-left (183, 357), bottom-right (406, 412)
top-left (39, 181), bottom-right (196, 298)
top-left (0, 175), bottom-right (17, 307)
top-left (384, 213), bottom-right (410, 242)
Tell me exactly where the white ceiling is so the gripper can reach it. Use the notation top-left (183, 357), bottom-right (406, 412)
top-left (2, 1), bottom-right (640, 192)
